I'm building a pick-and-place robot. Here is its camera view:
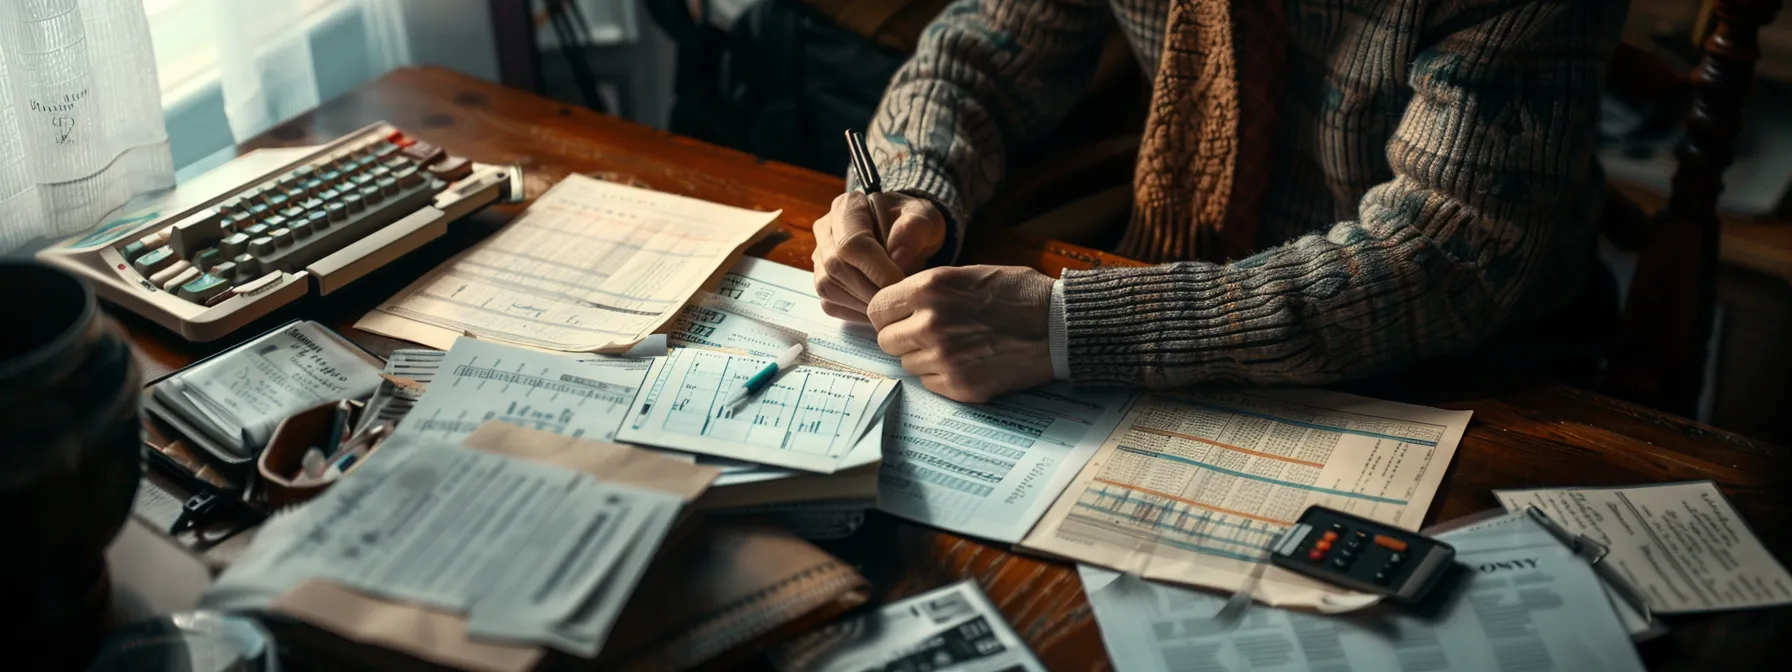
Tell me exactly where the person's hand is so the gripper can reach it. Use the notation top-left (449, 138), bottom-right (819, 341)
top-left (867, 265), bottom-right (1056, 403)
top-left (811, 191), bottom-right (948, 321)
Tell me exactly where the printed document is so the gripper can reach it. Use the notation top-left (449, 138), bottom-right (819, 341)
top-left (617, 347), bottom-right (897, 473)
top-left (1022, 390), bottom-right (1469, 607)
top-left (1497, 481), bottom-right (1792, 612)
top-left (357, 174), bottom-right (779, 352)
top-left (156, 321), bottom-right (383, 456)
top-left (671, 257), bottom-right (1134, 542)
top-left (769, 580), bottom-right (1044, 672)
top-left (203, 438), bottom-right (685, 655)
top-left (1078, 510), bottom-right (1644, 672)
top-left (396, 337), bottom-right (652, 443)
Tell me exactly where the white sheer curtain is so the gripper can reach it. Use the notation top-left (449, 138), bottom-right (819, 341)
top-left (0, 0), bottom-right (175, 251)
top-left (213, 0), bottom-right (413, 143)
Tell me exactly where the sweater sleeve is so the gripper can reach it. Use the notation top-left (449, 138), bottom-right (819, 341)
top-left (1061, 0), bottom-right (1624, 387)
top-left (851, 0), bottom-right (1113, 233)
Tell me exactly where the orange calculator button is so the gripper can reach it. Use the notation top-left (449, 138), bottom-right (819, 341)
top-left (1321, 530), bottom-right (1339, 541)
top-left (1373, 535), bottom-right (1408, 552)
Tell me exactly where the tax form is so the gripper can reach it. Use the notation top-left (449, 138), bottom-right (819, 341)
top-left (357, 174), bottom-right (779, 352)
top-left (1496, 481), bottom-right (1792, 612)
top-left (203, 438), bottom-right (685, 655)
top-left (616, 347), bottom-right (897, 473)
top-left (667, 257), bottom-right (1134, 542)
top-left (1023, 390), bottom-right (1470, 607)
top-left (1078, 511), bottom-right (1644, 672)
top-left (396, 337), bottom-right (653, 443)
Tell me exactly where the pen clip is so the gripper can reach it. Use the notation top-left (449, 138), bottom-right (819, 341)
top-left (170, 491), bottom-right (218, 535)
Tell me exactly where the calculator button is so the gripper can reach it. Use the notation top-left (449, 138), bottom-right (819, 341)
top-left (1308, 549), bottom-right (1325, 561)
top-left (120, 241), bottom-right (148, 261)
top-left (428, 156), bottom-right (473, 182)
top-left (361, 185), bottom-right (383, 205)
top-left (1373, 535), bottom-right (1409, 552)
top-left (1338, 548), bottom-right (1356, 561)
top-left (178, 273), bottom-right (232, 303)
top-left (245, 223), bottom-right (270, 237)
top-left (1374, 570), bottom-right (1392, 585)
top-left (192, 248), bottom-right (222, 272)
top-left (1330, 556), bottom-right (1351, 570)
top-left (1345, 538), bottom-right (1364, 552)
top-left (132, 247), bottom-right (176, 275)
top-left (1388, 552), bottom-right (1405, 565)
top-left (248, 236), bottom-right (275, 255)
top-left (1321, 530), bottom-right (1339, 542)
top-left (1314, 539), bottom-right (1332, 551)
top-left (219, 233), bottom-right (250, 257)
top-left (161, 266), bottom-right (201, 292)
top-left (231, 254), bottom-right (260, 280)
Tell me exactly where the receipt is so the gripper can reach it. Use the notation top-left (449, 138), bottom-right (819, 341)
top-left (1497, 481), bottom-right (1792, 613)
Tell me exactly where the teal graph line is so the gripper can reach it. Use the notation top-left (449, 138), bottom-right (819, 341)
top-left (1115, 445), bottom-right (1408, 505)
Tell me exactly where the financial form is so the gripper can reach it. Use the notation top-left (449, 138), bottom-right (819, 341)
top-left (203, 438), bottom-right (685, 655)
top-left (357, 175), bottom-right (779, 352)
top-left (397, 337), bottom-right (652, 443)
top-left (667, 258), bottom-right (1133, 542)
top-left (617, 347), bottom-right (896, 473)
top-left (1078, 510), bottom-right (1644, 672)
top-left (1497, 481), bottom-right (1792, 613)
top-left (1023, 390), bottom-right (1469, 607)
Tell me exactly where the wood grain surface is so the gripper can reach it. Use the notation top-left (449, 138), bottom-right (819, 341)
top-left (116, 68), bottom-right (1788, 671)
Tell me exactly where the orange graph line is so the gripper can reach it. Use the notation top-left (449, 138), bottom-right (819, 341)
top-left (1092, 477), bottom-right (1296, 526)
top-left (1131, 426), bottom-right (1324, 468)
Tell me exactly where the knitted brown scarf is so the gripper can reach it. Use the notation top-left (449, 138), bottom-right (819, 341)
top-left (1117, 0), bottom-right (1286, 264)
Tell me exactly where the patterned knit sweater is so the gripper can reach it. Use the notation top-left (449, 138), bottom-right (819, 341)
top-left (857, 0), bottom-right (1626, 388)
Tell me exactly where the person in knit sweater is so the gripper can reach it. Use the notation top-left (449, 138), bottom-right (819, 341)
top-left (811, 0), bottom-right (1627, 403)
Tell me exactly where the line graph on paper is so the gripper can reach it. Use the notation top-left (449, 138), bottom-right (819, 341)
top-left (657, 350), bottom-right (870, 456)
top-left (397, 339), bottom-right (650, 443)
top-left (1055, 392), bottom-right (1451, 563)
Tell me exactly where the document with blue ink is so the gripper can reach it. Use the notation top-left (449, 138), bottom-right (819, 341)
top-left (616, 346), bottom-right (897, 473)
top-left (666, 257), bottom-right (1135, 542)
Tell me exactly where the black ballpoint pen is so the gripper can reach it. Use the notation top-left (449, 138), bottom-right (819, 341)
top-left (844, 129), bottom-right (893, 243)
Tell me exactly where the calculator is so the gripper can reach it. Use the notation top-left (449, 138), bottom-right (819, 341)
top-left (1269, 506), bottom-right (1456, 604)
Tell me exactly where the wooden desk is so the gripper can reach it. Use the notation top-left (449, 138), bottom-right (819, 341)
top-left (117, 68), bottom-right (1789, 671)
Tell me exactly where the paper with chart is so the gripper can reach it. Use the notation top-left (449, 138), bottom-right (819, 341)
top-left (769, 580), bottom-right (1043, 672)
top-left (357, 174), bottom-right (779, 352)
top-left (397, 337), bottom-right (652, 443)
top-left (676, 257), bottom-right (1135, 542)
top-left (1022, 390), bottom-right (1469, 607)
top-left (1496, 481), bottom-right (1792, 613)
top-left (1078, 511), bottom-right (1643, 672)
top-left (203, 439), bottom-right (684, 655)
top-left (617, 347), bottom-right (896, 472)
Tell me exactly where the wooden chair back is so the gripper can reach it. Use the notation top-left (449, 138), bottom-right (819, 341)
top-left (1600, 0), bottom-right (1785, 417)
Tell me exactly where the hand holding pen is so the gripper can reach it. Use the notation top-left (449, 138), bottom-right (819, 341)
top-left (812, 131), bottom-right (951, 322)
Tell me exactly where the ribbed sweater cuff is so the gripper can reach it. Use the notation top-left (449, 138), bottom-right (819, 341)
top-left (1048, 279), bottom-right (1069, 380)
top-left (1058, 262), bottom-right (1232, 386)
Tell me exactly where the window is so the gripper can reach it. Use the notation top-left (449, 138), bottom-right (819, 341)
top-left (144, 0), bottom-right (340, 103)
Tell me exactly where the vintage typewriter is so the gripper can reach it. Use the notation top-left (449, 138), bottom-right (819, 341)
top-left (36, 122), bottom-right (523, 342)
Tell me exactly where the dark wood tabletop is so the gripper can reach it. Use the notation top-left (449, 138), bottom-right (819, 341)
top-left (116, 67), bottom-right (1789, 671)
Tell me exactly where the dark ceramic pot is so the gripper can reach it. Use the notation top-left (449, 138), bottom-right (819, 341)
top-left (0, 262), bottom-right (143, 668)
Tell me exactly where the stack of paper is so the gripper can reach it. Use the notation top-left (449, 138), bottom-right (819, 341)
top-left (1079, 510), bottom-right (1646, 672)
top-left (147, 321), bottom-right (385, 459)
top-left (203, 430), bottom-right (712, 657)
top-left (664, 258), bottom-right (1134, 543)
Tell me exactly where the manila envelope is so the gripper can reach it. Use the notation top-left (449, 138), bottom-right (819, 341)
top-left (269, 422), bottom-right (719, 672)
